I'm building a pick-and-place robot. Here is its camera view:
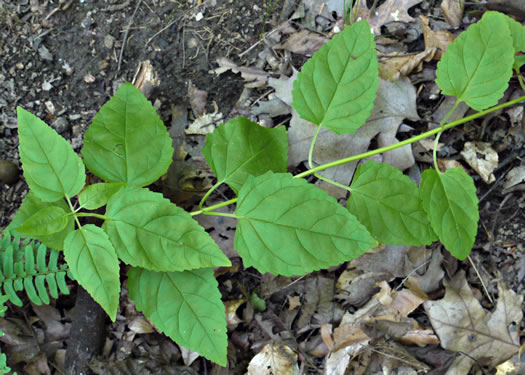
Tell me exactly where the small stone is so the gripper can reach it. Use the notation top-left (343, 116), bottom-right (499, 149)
top-left (0, 160), bottom-right (19, 186)
top-left (53, 117), bottom-right (69, 133)
top-left (38, 45), bottom-right (53, 61)
top-left (84, 73), bottom-right (96, 83)
top-left (44, 100), bottom-right (55, 114)
top-left (42, 81), bottom-right (53, 91)
top-left (195, 12), bottom-right (203, 21)
top-left (104, 35), bottom-right (115, 49)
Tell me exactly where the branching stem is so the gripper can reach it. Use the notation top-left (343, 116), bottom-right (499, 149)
top-left (190, 94), bottom-right (525, 217)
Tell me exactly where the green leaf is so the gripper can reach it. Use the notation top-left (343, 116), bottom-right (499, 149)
top-left (104, 187), bottom-right (231, 272)
top-left (348, 161), bottom-right (436, 246)
top-left (127, 267), bottom-right (227, 366)
top-left (502, 14), bottom-right (525, 69)
top-left (234, 172), bottom-right (377, 276)
top-left (419, 168), bottom-right (479, 260)
top-left (201, 117), bottom-right (288, 194)
top-left (16, 206), bottom-right (68, 236)
top-left (5, 192), bottom-right (74, 250)
top-left (291, 20), bottom-right (378, 134)
top-left (515, 55), bottom-right (525, 70)
top-left (64, 225), bottom-right (120, 321)
top-left (81, 83), bottom-right (174, 187)
top-left (17, 107), bottom-right (86, 201)
top-left (435, 11), bottom-right (514, 111)
top-left (78, 182), bottom-right (126, 210)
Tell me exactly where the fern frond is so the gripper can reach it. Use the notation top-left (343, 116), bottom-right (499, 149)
top-left (0, 232), bottom-right (74, 306)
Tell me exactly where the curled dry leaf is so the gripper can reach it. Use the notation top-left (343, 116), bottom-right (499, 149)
top-left (353, 0), bottom-right (423, 35)
top-left (420, 16), bottom-right (455, 59)
top-left (379, 49), bottom-right (437, 80)
top-left (503, 165), bottom-right (525, 190)
top-left (460, 142), bottom-right (498, 184)
top-left (247, 343), bottom-right (300, 375)
top-left (424, 270), bottom-right (523, 375)
top-left (212, 57), bottom-right (268, 88)
top-left (441, 0), bottom-right (464, 28)
top-left (274, 29), bottom-right (328, 56)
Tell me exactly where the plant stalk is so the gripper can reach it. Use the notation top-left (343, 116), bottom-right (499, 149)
top-left (190, 94), bottom-right (525, 217)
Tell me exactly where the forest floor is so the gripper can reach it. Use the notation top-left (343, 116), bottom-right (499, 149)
top-left (0, 0), bottom-right (524, 374)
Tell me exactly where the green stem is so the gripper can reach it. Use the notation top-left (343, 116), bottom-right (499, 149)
top-left (189, 94), bottom-right (525, 217)
top-left (515, 68), bottom-right (525, 92)
top-left (308, 126), bottom-right (321, 170)
top-left (295, 94), bottom-right (525, 178)
top-left (433, 99), bottom-right (459, 172)
top-left (309, 126), bottom-right (352, 192)
top-left (199, 180), bottom-right (223, 209)
top-left (75, 213), bottom-right (111, 221)
top-left (202, 211), bottom-right (238, 218)
top-left (65, 195), bottom-right (82, 230)
top-left (433, 130), bottom-right (444, 173)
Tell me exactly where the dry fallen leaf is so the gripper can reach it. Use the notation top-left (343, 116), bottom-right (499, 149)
top-left (247, 343), bottom-right (300, 375)
top-left (212, 57), bottom-right (268, 88)
top-left (424, 270), bottom-right (523, 375)
top-left (441, 0), bottom-right (464, 28)
top-left (420, 15), bottom-right (455, 59)
top-left (187, 80), bottom-right (208, 117)
top-left (460, 142), bottom-right (498, 184)
top-left (274, 29), bottom-right (328, 56)
top-left (379, 49), bottom-right (437, 80)
top-left (503, 165), bottom-right (525, 190)
top-left (284, 77), bottom-right (419, 198)
top-left (353, 0), bottom-right (423, 35)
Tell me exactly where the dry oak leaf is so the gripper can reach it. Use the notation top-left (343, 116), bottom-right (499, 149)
top-left (424, 270), bottom-right (523, 375)
top-left (353, 0), bottom-right (422, 35)
top-left (247, 343), bottom-right (300, 375)
top-left (420, 15), bottom-right (455, 59)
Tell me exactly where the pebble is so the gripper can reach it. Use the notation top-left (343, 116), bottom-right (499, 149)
top-left (0, 160), bottom-right (19, 186)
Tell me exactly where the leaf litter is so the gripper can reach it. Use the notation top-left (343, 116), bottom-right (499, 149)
top-left (2, 0), bottom-right (525, 373)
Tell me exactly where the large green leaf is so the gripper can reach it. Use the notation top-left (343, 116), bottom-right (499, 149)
top-left (16, 206), bottom-right (68, 236)
top-left (5, 192), bottom-right (74, 250)
top-left (17, 107), bottom-right (86, 201)
top-left (348, 161), bottom-right (436, 246)
top-left (435, 11), bottom-right (514, 111)
top-left (127, 267), bottom-right (227, 366)
top-left (81, 83), bottom-right (174, 187)
top-left (234, 172), bottom-right (377, 276)
top-left (103, 187), bottom-right (231, 272)
top-left (291, 20), bottom-right (378, 134)
top-left (201, 117), bottom-right (288, 194)
top-left (503, 14), bottom-right (525, 69)
top-left (64, 225), bottom-right (120, 321)
top-left (78, 182), bottom-right (126, 210)
top-left (419, 168), bottom-right (479, 260)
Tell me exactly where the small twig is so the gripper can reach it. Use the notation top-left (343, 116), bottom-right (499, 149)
top-left (116, 0), bottom-right (142, 74)
top-left (468, 255), bottom-right (494, 305)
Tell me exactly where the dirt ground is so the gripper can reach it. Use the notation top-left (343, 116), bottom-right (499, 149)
top-left (0, 0), bottom-right (524, 374)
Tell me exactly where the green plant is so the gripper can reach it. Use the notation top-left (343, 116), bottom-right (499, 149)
top-left (6, 10), bottom-right (525, 366)
top-left (0, 232), bottom-right (73, 306)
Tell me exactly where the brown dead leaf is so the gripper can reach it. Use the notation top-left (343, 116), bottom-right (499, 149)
top-left (379, 49), bottom-right (437, 80)
top-left (225, 299), bottom-right (246, 328)
top-left (441, 0), bottom-right (464, 28)
top-left (187, 80), bottom-right (208, 117)
top-left (420, 16), bottom-right (455, 59)
top-left (399, 329), bottom-right (440, 347)
top-left (274, 29), bottom-right (328, 56)
top-left (287, 295), bottom-right (301, 311)
top-left (212, 57), bottom-right (268, 88)
top-left (460, 141), bottom-right (498, 184)
top-left (285, 77), bottom-right (418, 198)
top-left (353, 0), bottom-right (423, 35)
top-left (247, 343), bottom-right (300, 375)
top-left (424, 270), bottom-right (523, 374)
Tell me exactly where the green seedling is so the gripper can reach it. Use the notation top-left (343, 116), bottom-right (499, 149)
top-left (6, 10), bottom-right (525, 366)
